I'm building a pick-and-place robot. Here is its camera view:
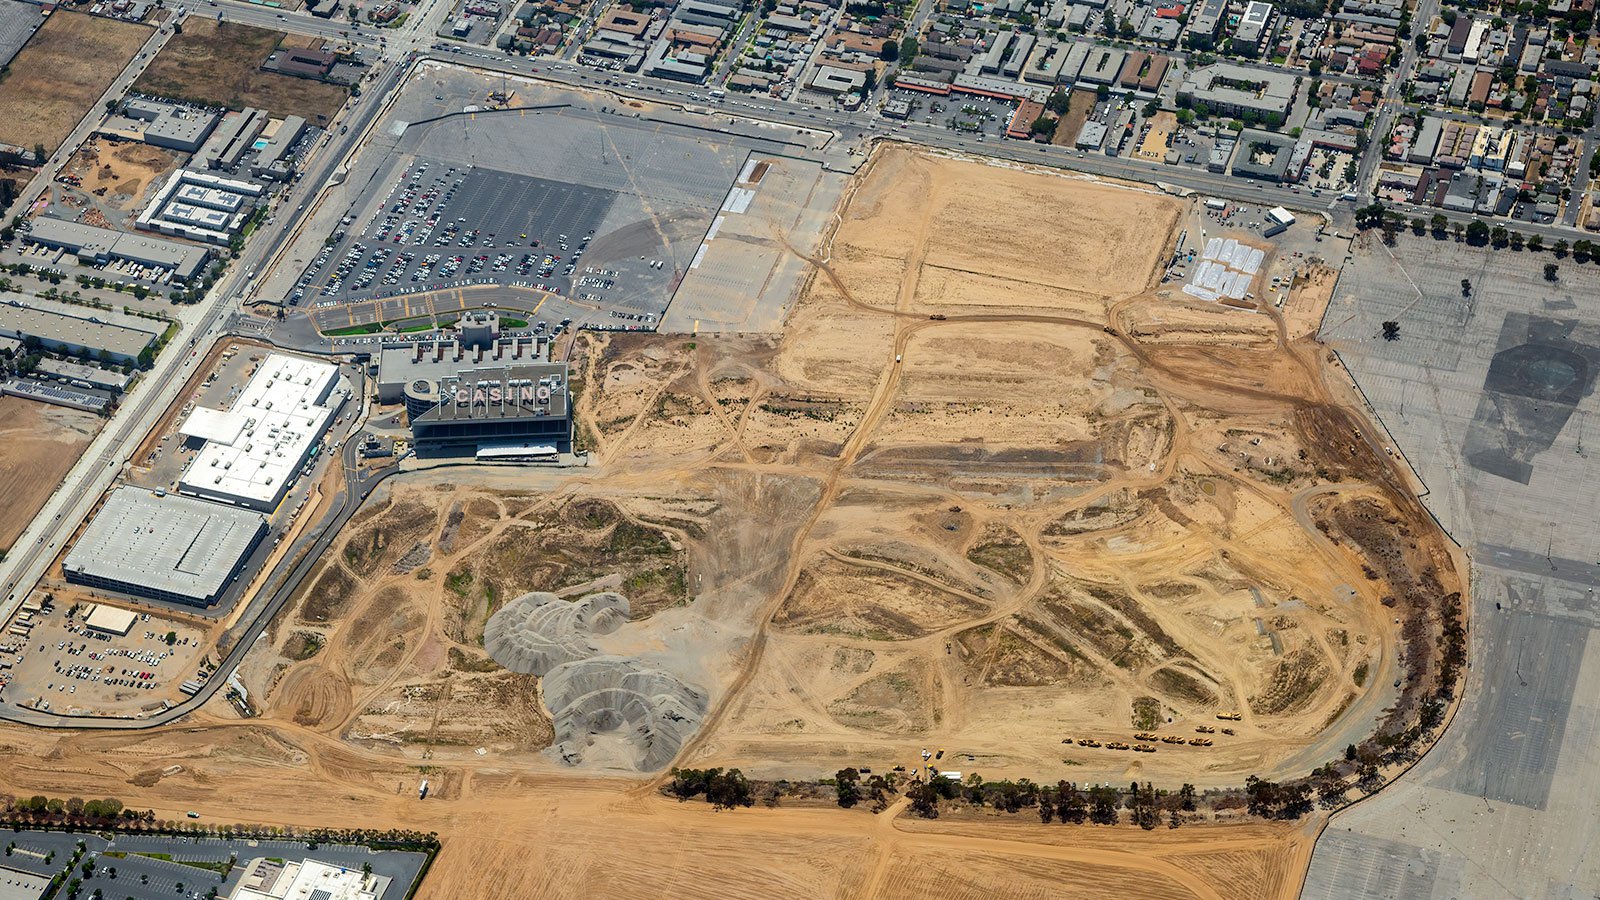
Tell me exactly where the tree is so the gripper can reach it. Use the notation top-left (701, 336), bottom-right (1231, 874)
top-left (1465, 219), bottom-right (1490, 245)
top-left (1088, 784), bottom-right (1119, 824)
top-left (1460, 277), bottom-right (1472, 297)
top-left (1527, 234), bottom-right (1543, 252)
top-left (1030, 114), bottom-right (1058, 138)
top-left (164, 631), bottom-right (177, 646)
top-left (1545, 262), bottom-right (1559, 281)
top-left (1096, 84), bottom-right (1110, 101)
top-left (1056, 781), bottom-right (1085, 824)
top-left (907, 780), bottom-right (940, 818)
top-left (1382, 320), bottom-right (1400, 341)
top-left (1429, 213), bottom-right (1448, 238)
top-left (834, 768), bottom-right (861, 808)
top-left (1555, 238), bottom-right (1570, 257)
top-left (705, 768), bottom-right (753, 809)
top-left (879, 39), bottom-right (898, 62)
top-left (899, 35), bottom-right (918, 65)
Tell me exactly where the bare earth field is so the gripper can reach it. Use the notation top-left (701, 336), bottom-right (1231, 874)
top-left (133, 19), bottom-right (348, 122)
top-left (0, 12), bottom-right (151, 153)
top-left (0, 147), bottom-right (1462, 900)
top-left (0, 396), bottom-right (99, 556)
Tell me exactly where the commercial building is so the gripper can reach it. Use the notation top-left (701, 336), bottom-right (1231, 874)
top-left (99, 98), bottom-right (220, 153)
top-left (178, 353), bottom-right (343, 511)
top-left (62, 487), bottom-right (269, 607)
top-left (405, 361), bottom-right (572, 456)
top-left (229, 858), bottom-right (389, 900)
top-left (136, 169), bottom-right (266, 246)
top-left (1178, 62), bottom-right (1297, 120)
top-left (24, 216), bottom-right (210, 281)
top-left (34, 357), bottom-right (133, 392)
top-left (376, 318), bottom-right (546, 405)
top-left (251, 116), bottom-right (307, 181)
top-left (0, 377), bottom-right (110, 412)
top-left (195, 107), bottom-right (267, 172)
top-left (0, 298), bottom-right (157, 364)
top-left (273, 47), bottom-right (336, 79)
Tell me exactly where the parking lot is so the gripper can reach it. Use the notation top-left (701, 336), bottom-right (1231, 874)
top-left (292, 159), bottom-right (663, 324)
top-left (0, 597), bottom-right (210, 717)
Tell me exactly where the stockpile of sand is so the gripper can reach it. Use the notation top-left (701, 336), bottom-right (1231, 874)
top-left (485, 591), bottom-right (706, 771)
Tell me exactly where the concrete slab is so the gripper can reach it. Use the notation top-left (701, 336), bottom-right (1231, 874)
top-left (1305, 237), bottom-right (1600, 898)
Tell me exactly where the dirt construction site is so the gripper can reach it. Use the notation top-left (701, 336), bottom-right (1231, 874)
top-left (0, 147), bottom-right (1464, 899)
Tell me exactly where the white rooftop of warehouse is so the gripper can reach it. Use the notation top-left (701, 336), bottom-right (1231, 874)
top-left (179, 353), bottom-right (340, 510)
top-left (61, 486), bottom-right (268, 601)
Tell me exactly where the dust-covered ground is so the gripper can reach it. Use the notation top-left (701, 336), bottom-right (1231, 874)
top-left (0, 147), bottom-right (1463, 900)
top-left (0, 396), bottom-right (100, 555)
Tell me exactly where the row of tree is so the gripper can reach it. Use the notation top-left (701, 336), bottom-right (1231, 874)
top-left (667, 768), bottom-right (755, 810)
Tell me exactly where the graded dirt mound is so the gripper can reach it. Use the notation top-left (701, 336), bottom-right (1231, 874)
top-left (542, 657), bottom-right (709, 771)
top-left (484, 591), bottom-right (631, 674)
top-left (483, 590), bottom-right (706, 770)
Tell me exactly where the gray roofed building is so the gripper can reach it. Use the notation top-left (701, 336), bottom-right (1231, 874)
top-left (34, 357), bottom-right (133, 391)
top-left (195, 107), bottom-right (268, 172)
top-left (62, 486), bottom-right (269, 607)
top-left (1230, 129), bottom-right (1300, 181)
top-left (1187, 0), bottom-right (1228, 43)
top-left (25, 216), bottom-right (211, 281)
top-left (0, 297), bottom-right (159, 364)
top-left (250, 115), bottom-right (307, 181)
top-left (1078, 47), bottom-right (1126, 84)
top-left (99, 98), bottom-right (220, 153)
top-left (1178, 62), bottom-right (1297, 119)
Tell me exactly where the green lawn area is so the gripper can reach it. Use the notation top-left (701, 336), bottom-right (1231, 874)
top-left (324, 322), bottom-right (383, 337)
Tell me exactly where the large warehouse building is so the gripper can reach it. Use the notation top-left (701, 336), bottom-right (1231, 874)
top-left (25, 216), bottom-right (211, 282)
top-left (62, 487), bottom-right (269, 607)
top-left (178, 353), bottom-right (343, 510)
top-left (0, 298), bottom-right (159, 364)
top-left (405, 361), bottom-right (572, 457)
